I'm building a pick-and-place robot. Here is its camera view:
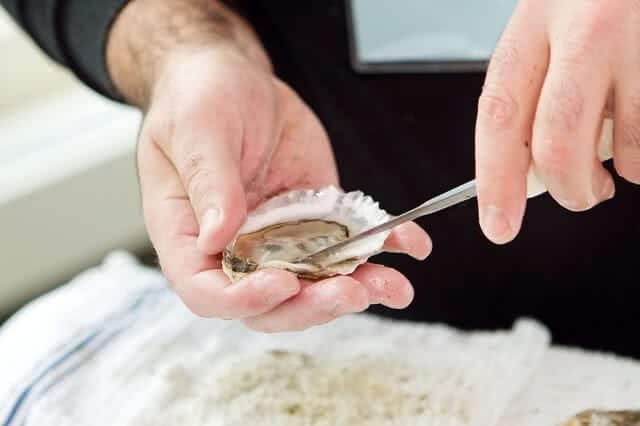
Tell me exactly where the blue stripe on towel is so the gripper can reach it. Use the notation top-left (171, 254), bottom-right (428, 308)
top-left (1, 287), bottom-right (164, 426)
top-left (2, 332), bottom-right (98, 426)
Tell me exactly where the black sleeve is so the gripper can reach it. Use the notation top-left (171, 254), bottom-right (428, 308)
top-left (1, 0), bottom-right (130, 101)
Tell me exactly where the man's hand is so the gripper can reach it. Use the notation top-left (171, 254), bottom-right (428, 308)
top-left (476, 0), bottom-right (639, 244)
top-left (106, 0), bottom-right (431, 331)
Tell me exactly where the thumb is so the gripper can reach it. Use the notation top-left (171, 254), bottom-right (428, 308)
top-left (169, 125), bottom-right (247, 255)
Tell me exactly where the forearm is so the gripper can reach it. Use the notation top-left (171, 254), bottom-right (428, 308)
top-left (106, 0), bottom-right (272, 109)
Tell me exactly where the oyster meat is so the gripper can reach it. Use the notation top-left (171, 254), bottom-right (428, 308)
top-left (222, 186), bottom-right (391, 281)
top-left (561, 410), bottom-right (640, 426)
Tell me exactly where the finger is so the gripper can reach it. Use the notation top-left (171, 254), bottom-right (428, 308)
top-left (613, 89), bottom-right (640, 185)
top-left (613, 25), bottom-right (640, 185)
top-left (475, 0), bottom-right (549, 244)
top-left (138, 134), bottom-right (300, 319)
top-left (179, 268), bottom-right (301, 319)
top-left (531, 4), bottom-right (616, 211)
top-left (349, 263), bottom-right (414, 309)
top-left (156, 109), bottom-right (247, 255)
top-left (242, 276), bottom-right (369, 333)
top-left (383, 221), bottom-right (432, 260)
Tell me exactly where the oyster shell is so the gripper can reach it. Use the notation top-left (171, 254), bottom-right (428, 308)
top-left (222, 186), bottom-right (391, 281)
top-left (561, 410), bottom-right (640, 426)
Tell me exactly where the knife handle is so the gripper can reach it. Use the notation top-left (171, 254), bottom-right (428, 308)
top-left (526, 118), bottom-right (614, 198)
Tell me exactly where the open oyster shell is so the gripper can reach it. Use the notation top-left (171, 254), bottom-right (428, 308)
top-left (222, 186), bottom-right (391, 282)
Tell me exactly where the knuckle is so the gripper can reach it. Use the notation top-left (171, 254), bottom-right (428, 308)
top-left (564, 4), bottom-right (613, 49)
top-left (478, 38), bottom-right (521, 131)
top-left (545, 77), bottom-right (585, 134)
top-left (477, 87), bottom-right (519, 129)
top-left (578, 13), bottom-right (610, 44)
top-left (180, 149), bottom-right (205, 181)
top-left (180, 153), bottom-right (212, 199)
top-left (555, 33), bottom-right (591, 72)
top-left (555, 43), bottom-right (588, 72)
top-left (488, 36), bottom-right (521, 78)
top-left (532, 136), bottom-right (572, 176)
top-left (620, 118), bottom-right (640, 152)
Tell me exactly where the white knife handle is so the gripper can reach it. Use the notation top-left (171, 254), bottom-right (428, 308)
top-left (526, 118), bottom-right (614, 198)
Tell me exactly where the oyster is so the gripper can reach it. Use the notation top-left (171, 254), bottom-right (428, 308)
top-left (222, 186), bottom-right (391, 281)
top-left (561, 410), bottom-right (640, 426)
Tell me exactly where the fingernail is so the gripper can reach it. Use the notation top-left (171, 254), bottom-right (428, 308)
top-left (197, 208), bottom-right (222, 252)
top-left (415, 238), bottom-right (433, 261)
top-left (600, 177), bottom-right (615, 201)
top-left (200, 208), bottom-right (221, 235)
top-left (480, 205), bottom-right (514, 244)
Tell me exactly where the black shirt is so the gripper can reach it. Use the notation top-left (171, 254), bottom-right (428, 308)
top-left (3, 0), bottom-right (639, 357)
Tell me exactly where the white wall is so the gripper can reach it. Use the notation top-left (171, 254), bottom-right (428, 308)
top-left (0, 9), bottom-right (151, 315)
top-left (0, 10), bottom-right (77, 111)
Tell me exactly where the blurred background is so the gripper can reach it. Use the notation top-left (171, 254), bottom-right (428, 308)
top-left (0, 9), bottom-right (152, 319)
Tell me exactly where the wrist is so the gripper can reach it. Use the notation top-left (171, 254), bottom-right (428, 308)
top-left (106, 0), bottom-right (272, 108)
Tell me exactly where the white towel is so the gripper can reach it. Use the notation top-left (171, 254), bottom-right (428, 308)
top-left (0, 252), bottom-right (636, 426)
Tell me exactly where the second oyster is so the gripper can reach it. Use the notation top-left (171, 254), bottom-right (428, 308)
top-left (561, 410), bottom-right (640, 426)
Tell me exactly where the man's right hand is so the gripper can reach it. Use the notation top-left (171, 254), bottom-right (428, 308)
top-left (106, 0), bottom-right (431, 332)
